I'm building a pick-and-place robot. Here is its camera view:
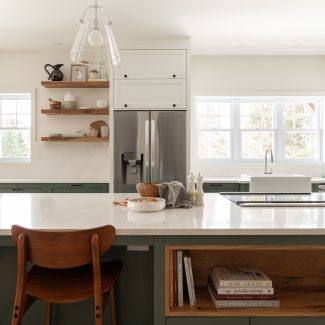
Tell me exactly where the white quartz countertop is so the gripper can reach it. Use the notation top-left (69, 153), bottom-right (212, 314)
top-left (1, 193), bottom-right (325, 236)
top-left (204, 177), bottom-right (325, 184)
top-left (0, 179), bottom-right (109, 183)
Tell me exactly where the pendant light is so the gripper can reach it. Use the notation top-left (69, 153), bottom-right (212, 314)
top-left (70, 0), bottom-right (121, 67)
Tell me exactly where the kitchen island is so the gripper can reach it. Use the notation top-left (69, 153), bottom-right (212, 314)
top-left (1, 193), bottom-right (325, 325)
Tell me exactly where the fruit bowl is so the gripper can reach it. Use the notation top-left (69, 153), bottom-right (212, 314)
top-left (136, 183), bottom-right (160, 197)
top-left (127, 197), bottom-right (165, 212)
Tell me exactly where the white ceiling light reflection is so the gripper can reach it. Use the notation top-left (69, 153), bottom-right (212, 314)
top-left (0, 194), bottom-right (31, 229)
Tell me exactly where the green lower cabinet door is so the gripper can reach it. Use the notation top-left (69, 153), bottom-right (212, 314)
top-left (250, 318), bottom-right (325, 325)
top-left (47, 183), bottom-right (109, 193)
top-left (18, 184), bottom-right (47, 193)
top-left (166, 317), bottom-right (249, 325)
top-left (0, 184), bottom-right (17, 192)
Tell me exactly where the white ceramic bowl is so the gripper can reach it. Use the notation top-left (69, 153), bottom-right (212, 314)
top-left (96, 98), bottom-right (108, 109)
top-left (127, 197), bottom-right (165, 212)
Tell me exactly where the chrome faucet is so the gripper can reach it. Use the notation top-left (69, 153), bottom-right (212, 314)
top-left (264, 148), bottom-right (274, 174)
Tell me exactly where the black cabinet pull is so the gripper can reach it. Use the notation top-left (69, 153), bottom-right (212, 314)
top-left (210, 184), bottom-right (223, 187)
top-left (124, 74), bottom-right (128, 78)
top-left (17, 188), bottom-right (21, 192)
top-left (71, 184), bottom-right (83, 187)
top-left (12, 188), bottom-right (16, 191)
top-left (173, 104), bottom-right (176, 107)
top-left (173, 74), bottom-right (176, 78)
top-left (124, 104), bottom-right (128, 108)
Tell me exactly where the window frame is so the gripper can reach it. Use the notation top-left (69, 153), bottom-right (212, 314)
top-left (0, 89), bottom-right (35, 163)
top-left (193, 96), bottom-right (322, 164)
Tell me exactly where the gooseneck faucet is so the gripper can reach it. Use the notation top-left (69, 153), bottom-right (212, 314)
top-left (264, 148), bottom-right (274, 174)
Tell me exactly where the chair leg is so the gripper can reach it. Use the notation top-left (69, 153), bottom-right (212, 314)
top-left (45, 302), bottom-right (52, 325)
top-left (110, 286), bottom-right (117, 325)
top-left (11, 293), bottom-right (26, 325)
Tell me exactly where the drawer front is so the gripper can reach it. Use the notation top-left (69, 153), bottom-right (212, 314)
top-left (114, 79), bottom-right (187, 110)
top-left (203, 183), bottom-right (240, 193)
top-left (250, 318), bottom-right (325, 325)
top-left (47, 183), bottom-right (109, 193)
top-left (166, 317), bottom-right (249, 325)
top-left (0, 184), bottom-right (17, 192)
top-left (114, 49), bottom-right (187, 80)
top-left (18, 184), bottom-right (47, 193)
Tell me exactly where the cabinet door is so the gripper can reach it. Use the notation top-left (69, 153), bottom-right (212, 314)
top-left (114, 79), bottom-right (187, 110)
top-left (47, 183), bottom-right (109, 193)
top-left (18, 184), bottom-right (47, 193)
top-left (251, 318), bottom-right (325, 325)
top-left (114, 50), bottom-right (187, 79)
top-left (203, 183), bottom-right (240, 193)
top-left (0, 184), bottom-right (17, 192)
top-left (166, 317), bottom-right (248, 325)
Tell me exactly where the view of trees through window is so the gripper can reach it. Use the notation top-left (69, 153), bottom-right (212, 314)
top-left (194, 97), bottom-right (321, 161)
top-left (0, 94), bottom-right (31, 160)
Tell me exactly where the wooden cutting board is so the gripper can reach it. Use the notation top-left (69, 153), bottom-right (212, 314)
top-left (90, 120), bottom-right (108, 136)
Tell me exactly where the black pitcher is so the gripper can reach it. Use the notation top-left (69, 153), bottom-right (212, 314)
top-left (44, 64), bottom-right (64, 81)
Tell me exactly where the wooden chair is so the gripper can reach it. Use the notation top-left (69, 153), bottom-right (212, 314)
top-left (11, 224), bottom-right (122, 325)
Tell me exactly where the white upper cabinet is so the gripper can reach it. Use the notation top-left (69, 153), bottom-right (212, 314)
top-left (114, 50), bottom-right (187, 80)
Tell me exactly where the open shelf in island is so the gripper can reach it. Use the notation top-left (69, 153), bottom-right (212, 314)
top-left (41, 108), bottom-right (109, 115)
top-left (165, 245), bottom-right (325, 317)
top-left (41, 80), bottom-right (109, 88)
top-left (41, 137), bottom-right (109, 142)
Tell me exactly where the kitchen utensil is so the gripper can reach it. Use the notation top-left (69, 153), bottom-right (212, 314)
top-left (90, 120), bottom-right (108, 136)
top-left (136, 183), bottom-right (160, 197)
top-left (89, 70), bottom-right (99, 79)
top-left (44, 64), bottom-right (64, 81)
top-left (127, 197), bottom-right (165, 212)
top-left (48, 98), bottom-right (61, 109)
top-left (96, 98), bottom-right (108, 109)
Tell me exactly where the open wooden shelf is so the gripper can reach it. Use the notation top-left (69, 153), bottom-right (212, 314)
top-left (41, 137), bottom-right (109, 142)
top-left (165, 245), bottom-right (325, 317)
top-left (41, 80), bottom-right (109, 88)
top-left (41, 108), bottom-right (109, 115)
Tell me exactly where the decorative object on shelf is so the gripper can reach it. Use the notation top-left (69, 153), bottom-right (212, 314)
top-left (71, 64), bottom-right (87, 81)
top-left (136, 183), bottom-right (160, 197)
top-left (48, 98), bottom-right (61, 110)
top-left (89, 128), bottom-right (99, 137)
top-left (63, 92), bottom-right (76, 109)
top-left (70, 0), bottom-right (121, 67)
top-left (88, 69), bottom-right (99, 80)
top-left (100, 126), bottom-right (109, 138)
top-left (44, 64), bottom-right (64, 81)
top-left (90, 120), bottom-right (108, 137)
top-left (96, 98), bottom-right (108, 108)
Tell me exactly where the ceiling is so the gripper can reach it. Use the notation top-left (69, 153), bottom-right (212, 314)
top-left (2, 0), bottom-right (325, 54)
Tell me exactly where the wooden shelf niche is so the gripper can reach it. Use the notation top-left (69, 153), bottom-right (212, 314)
top-left (41, 80), bottom-right (109, 88)
top-left (166, 245), bottom-right (325, 317)
top-left (41, 137), bottom-right (109, 143)
top-left (41, 108), bottom-right (109, 115)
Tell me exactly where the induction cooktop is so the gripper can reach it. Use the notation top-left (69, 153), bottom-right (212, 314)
top-left (221, 193), bottom-right (325, 207)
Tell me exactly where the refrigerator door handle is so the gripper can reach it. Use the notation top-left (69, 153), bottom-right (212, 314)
top-left (150, 119), bottom-right (156, 182)
top-left (145, 119), bottom-right (150, 182)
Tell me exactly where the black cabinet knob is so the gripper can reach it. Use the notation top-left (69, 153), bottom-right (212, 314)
top-left (173, 104), bottom-right (176, 107)
top-left (17, 188), bottom-right (21, 192)
top-left (124, 104), bottom-right (128, 108)
top-left (12, 188), bottom-right (16, 191)
top-left (173, 74), bottom-right (176, 78)
top-left (124, 74), bottom-right (128, 78)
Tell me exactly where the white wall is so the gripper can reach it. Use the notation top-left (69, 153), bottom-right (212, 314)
top-left (191, 55), bottom-right (325, 177)
top-left (0, 51), bottom-right (110, 180)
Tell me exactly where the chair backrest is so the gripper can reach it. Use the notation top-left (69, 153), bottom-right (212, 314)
top-left (11, 225), bottom-right (116, 269)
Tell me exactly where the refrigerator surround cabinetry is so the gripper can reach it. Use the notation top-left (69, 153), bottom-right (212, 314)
top-left (114, 111), bottom-right (186, 193)
top-left (113, 49), bottom-right (187, 110)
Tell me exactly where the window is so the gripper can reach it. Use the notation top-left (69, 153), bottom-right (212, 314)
top-left (0, 92), bottom-right (32, 162)
top-left (193, 97), bottom-right (322, 162)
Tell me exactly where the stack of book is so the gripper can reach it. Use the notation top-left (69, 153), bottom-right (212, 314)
top-left (208, 266), bottom-right (279, 308)
top-left (173, 250), bottom-right (196, 307)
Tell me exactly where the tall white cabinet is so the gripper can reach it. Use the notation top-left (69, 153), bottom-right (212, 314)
top-left (113, 49), bottom-right (188, 110)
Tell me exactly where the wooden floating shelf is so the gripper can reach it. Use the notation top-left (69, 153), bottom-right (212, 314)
top-left (41, 137), bottom-right (109, 142)
top-left (41, 108), bottom-right (109, 115)
top-left (41, 80), bottom-right (109, 88)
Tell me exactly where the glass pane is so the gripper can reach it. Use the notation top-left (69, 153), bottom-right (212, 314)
top-left (0, 130), bottom-right (30, 159)
top-left (197, 131), bottom-right (230, 159)
top-left (1, 114), bottom-right (17, 127)
top-left (17, 114), bottom-right (31, 128)
top-left (17, 100), bottom-right (31, 114)
top-left (1, 100), bottom-right (16, 114)
top-left (282, 102), bottom-right (317, 129)
top-left (240, 102), bottom-right (274, 129)
top-left (285, 132), bottom-right (317, 159)
top-left (242, 131), bottom-right (274, 159)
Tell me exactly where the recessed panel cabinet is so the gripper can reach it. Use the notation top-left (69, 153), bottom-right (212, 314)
top-left (250, 318), bottom-right (325, 325)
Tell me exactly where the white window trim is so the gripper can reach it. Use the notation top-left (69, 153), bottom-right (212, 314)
top-left (0, 88), bottom-right (35, 163)
top-left (193, 96), bottom-right (322, 164)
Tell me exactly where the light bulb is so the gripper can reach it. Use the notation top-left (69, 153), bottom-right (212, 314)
top-left (88, 28), bottom-right (104, 47)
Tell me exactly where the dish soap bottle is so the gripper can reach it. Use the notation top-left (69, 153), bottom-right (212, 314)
top-left (187, 173), bottom-right (196, 204)
top-left (194, 173), bottom-right (204, 206)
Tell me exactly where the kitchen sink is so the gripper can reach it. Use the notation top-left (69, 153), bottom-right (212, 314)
top-left (240, 174), bottom-right (311, 193)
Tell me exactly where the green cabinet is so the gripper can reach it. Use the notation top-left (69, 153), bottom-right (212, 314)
top-left (166, 318), bottom-right (249, 325)
top-left (0, 184), bottom-right (17, 192)
top-left (0, 183), bottom-right (46, 193)
top-left (203, 183), bottom-right (240, 193)
top-left (251, 318), bottom-right (325, 325)
top-left (46, 183), bottom-right (109, 193)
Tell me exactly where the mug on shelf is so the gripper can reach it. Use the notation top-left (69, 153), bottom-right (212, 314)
top-left (100, 126), bottom-right (109, 138)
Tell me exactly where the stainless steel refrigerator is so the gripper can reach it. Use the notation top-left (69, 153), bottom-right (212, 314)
top-left (114, 111), bottom-right (186, 193)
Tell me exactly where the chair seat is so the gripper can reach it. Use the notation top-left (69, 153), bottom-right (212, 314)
top-left (26, 260), bottom-right (122, 304)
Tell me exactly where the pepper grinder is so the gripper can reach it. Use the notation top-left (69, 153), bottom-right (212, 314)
top-left (187, 173), bottom-right (196, 204)
top-left (194, 173), bottom-right (204, 206)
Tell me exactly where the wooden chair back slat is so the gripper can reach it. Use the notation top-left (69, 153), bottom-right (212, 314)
top-left (11, 225), bottom-right (116, 269)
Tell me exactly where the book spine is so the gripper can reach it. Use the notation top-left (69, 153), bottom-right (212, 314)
top-left (183, 256), bottom-right (194, 305)
top-left (173, 250), bottom-right (178, 307)
top-left (214, 294), bottom-right (277, 300)
top-left (216, 287), bottom-right (274, 295)
top-left (188, 257), bottom-right (196, 304)
top-left (217, 280), bottom-right (272, 287)
top-left (177, 250), bottom-right (183, 307)
top-left (214, 300), bottom-right (280, 308)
